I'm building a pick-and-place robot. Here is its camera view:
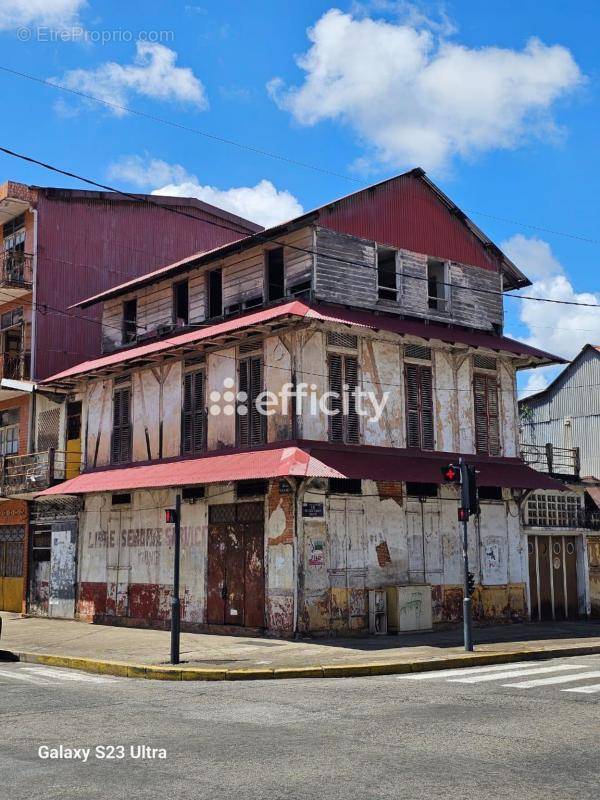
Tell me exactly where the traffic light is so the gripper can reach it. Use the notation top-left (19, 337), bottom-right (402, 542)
top-left (441, 463), bottom-right (461, 483)
top-left (165, 509), bottom-right (178, 524)
top-left (467, 571), bottom-right (476, 597)
top-left (466, 465), bottom-right (479, 517)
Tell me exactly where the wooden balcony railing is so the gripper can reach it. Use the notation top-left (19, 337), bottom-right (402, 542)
top-left (0, 352), bottom-right (31, 381)
top-left (1, 449), bottom-right (81, 496)
top-left (0, 251), bottom-right (33, 289)
top-left (520, 442), bottom-right (580, 479)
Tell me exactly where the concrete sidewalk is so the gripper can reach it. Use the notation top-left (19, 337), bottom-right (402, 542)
top-left (2, 612), bottom-right (600, 679)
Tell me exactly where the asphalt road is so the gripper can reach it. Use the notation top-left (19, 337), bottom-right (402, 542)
top-left (1, 654), bottom-right (599, 800)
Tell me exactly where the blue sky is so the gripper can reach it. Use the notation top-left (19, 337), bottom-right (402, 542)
top-left (1, 1), bottom-right (599, 393)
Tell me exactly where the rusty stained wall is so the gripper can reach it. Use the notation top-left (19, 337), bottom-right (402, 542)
top-left (76, 480), bottom-right (294, 633)
top-left (587, 536), bottom-right (600, 617)
top-left (298, 481), bottom-right (527, 634)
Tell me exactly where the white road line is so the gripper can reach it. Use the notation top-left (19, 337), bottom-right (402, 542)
top-left (399, 662), bottom-right (538, 680)
top-left (0, 668), bottom-right (51, 685)
top-left (448, 664), bottom-right (587, 684)
top-left (563, 683), bottom-right (600, 694)
top-left (503, 670), bottom-right (600, 689)
top-left (20, 666), bottom-right (113, 684)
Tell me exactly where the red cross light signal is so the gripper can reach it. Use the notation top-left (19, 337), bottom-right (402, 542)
top-left (441, 464), bottom-right (461, 483)
top-left (165, 509), bottom-right (178, 524)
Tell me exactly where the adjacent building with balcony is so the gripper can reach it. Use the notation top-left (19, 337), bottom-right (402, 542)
top-left (36, 169), bottom-right (585, 636)
top-left (0, 180), bottom-right (259, 613)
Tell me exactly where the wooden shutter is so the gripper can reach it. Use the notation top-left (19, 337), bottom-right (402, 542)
top-left (405, 363), bottom-right (434, 450)
top-left (474, 373), bottom-right (500, 456)
top-left (111, 386), bottom-right (131, 464)
top-left (182, 370), bottom-right (205, 455)
top-left (238, 356), bottom-right (265, 447)
top-left (328, 354), bottom-right (359, 444)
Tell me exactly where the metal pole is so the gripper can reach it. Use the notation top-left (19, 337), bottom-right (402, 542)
top-left (170, 493), bottom-right (181, 665)
top-left (459, 458), bottom-right (474, 652)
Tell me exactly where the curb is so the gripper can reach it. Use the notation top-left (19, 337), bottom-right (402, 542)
top-left (8, 641), bottom-right (600, 681)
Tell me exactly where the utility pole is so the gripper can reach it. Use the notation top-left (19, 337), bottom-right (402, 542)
top-left (459, 458), bottom-right (473, 652)
top-left (441, 459), bottom-right (477, 652)
top-left (166, 494), bottom-right (181, 665)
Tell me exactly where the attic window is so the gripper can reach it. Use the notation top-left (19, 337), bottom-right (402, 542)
top-left (377, 248), bottom-right (398, 301)
top-left (208, 269), bottom-right (223, 318)
top-left (427, 259), bottom-right (449, 312)
top-left (266, 247), bottom-right (285, 301)
top-left (122, 299), bottom-right (137, 345)
top-left (173, 280), bottom-right (189, 326)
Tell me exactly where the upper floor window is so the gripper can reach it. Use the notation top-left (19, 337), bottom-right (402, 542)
top-left (111, 385), bottom-right (132, 464)
top-left (474, 372), bottom-right (500, 456)
top-left (377, 247), bottom-right (398, 301)
top-left (173, 280), bottom-right (189, 327)
top-left (328, 353), bottom-right (360, 444)
top-left (405, 361), bottom-right (434, 450)
top-left (3, 215), bottom-right (26, 281)
top-left (182, 369), bottom-right (205, 455)
top-left (266, 247), bottom-right (285, 302)
top-left (0, 408), bottom-right (19, 456)
top-left (237, 355), bottom-right (265, 447)
top-left (122, 299), bottom-right (137, 345)
top-left (526, 493), bottom-right (580, 528)
top-left (208, 269), bottom-right (223, 318)
top-left (427, 259), bottom-right (449, 313)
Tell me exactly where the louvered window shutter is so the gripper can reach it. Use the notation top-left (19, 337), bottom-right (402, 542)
top-left (474, 374), bottom-right (500, 456)
top-left (249, 356), bottom-right (265, 446)
top-left (112, 387), bottom-right (131, 464)
top-left (237, 358), bottom-right (250, 447)
top-left (182, 371), bottom-right (205, 455)
top-left (405, 364), bottom-right (434, 450)
top-left (344, 356), bottom-right (360, 444)
top-left (328, 353), bottom-right (344, 442)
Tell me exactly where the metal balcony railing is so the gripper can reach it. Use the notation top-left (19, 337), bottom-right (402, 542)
top-left (1, 449), bottom-right (82, 496)
top-left (0, 351), bottom-right (31, 381)
top-left (520, 442), bottom-right (580, 479)
top-left (0, 251), bottom-right (33, 289)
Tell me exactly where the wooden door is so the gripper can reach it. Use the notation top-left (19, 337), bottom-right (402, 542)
top-left (564, 536), bottom-right (578, 619)
top-left (551, 536), bottom-right (567, 620)
top-left (207, 503), bottom-right (264, 628)
top-left (65, 401), bottom-right (82, 480)
top-left (0, 527), bottom-right (24, 612)
top-left (528, 534), bottom-right (579, 621)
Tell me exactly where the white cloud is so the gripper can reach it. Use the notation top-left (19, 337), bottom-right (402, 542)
top-left (269, 8), bottom-right (582, 172)
top-left (0, 0), bottom-right (85, 30)
top-left (53, 42), bottom-right (207, 115)
top-left (108, 155), bottom-right (304, 228)
top-left (502, 234), bottom-right (600, 396)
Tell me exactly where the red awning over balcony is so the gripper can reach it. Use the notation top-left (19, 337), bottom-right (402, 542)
top-left (38, 442), bottom-right (565, 496)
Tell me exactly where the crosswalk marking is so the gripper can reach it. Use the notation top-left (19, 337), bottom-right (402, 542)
top-left (502, 670), bottom-right (600, 689)
top-left (447, 664), bottom-right (587, 684)
top-left (562, 683), bottom-right (600, 694)
top-left (400, 662), bottom-right (537, 680)
top-left (20, 666), bottom-right (113, 684)
top-left (0, 667), bottom-right (51, 684)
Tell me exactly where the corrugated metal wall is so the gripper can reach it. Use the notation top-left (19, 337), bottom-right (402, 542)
top-left (520, 347), bottom-right (600, 478)
top-left (317, 172), bottom-right (502, 275)
top-left (34, 196), bottom-right (256, 379)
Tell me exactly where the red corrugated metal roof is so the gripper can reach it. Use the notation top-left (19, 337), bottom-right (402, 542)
top-left (38, 442), bottom-right (565, 496)
top-left (42, 301), bottom-right (564, 385)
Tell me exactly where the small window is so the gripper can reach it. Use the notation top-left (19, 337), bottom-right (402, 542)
top-left (266, 248), bottom-right (285, 301)
top-left (377, 248), bottom-right (398, 301)
top-left (0, 407), bottom-right (19, 456)
top-left (406, 482), bottom-right (438, 498)
top-left (236, 479), bottom-right (268, 498)
top-left (427, 259), bottom-right (448, 312)
top-left (32, 528), bottom-right (51, 562)
top-left (173, 280), bottom-right (189, 326)
top-left (208, 269), bottom-right (223, 318)
top-left (329, 478), bottom-right (362, 495)
top-left (237, 356), bottom-right (266, 447)
top-left (111, 387), bottom-right (132, 465)
top-left (182, 486), bottom-right (205, 501)
top-left (122, 299), bottom-right (137, 345)
top-left (112, 493), bottom-right (131, 506)
top-left (478, 486), bottom-right (503, 501)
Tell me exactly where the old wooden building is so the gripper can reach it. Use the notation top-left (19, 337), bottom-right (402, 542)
top-left (38, 169), bottom-right (576, 636)
top-left (0, 180), bottom-right (258, 613)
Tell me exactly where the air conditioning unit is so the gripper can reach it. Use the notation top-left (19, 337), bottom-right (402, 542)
top-left (368, 589), bottom-right (388, 635)
top-left (386, 585), bottom-right (432, 633)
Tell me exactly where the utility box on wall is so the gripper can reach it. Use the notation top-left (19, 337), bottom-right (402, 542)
top-left (368, 589), bottom-right (388, 634)
top-left (386, 585), bottom-right (432, 633)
